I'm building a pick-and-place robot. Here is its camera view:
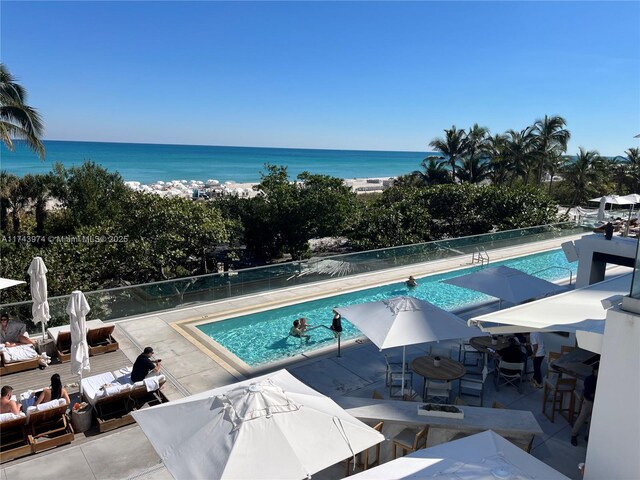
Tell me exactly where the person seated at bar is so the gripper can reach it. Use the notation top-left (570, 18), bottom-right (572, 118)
top-left (0, 312), bottom-right (37, 349)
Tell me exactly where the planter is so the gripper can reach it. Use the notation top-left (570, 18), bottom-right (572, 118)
top-left (417, 403), bottom-right (464, 419)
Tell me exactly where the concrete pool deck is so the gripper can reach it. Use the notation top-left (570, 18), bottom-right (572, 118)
top-left (1, 233), bottom-right (601, 479)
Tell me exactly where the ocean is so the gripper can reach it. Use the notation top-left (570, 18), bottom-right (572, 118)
top-left (1, 140), bottom-right (430, 184)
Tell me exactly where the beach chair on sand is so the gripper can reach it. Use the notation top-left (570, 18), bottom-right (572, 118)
top-left (87, 325), bottom-right (119, 356)
top-left (0, 415), bottom-right (32, 463)
top-left (26, 402), bottom-right (74, 454)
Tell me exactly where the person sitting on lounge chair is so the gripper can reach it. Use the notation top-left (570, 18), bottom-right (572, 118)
top-left (131, 346), bottom-right (162, 383)
top-left (0, 386), bottom-right (21, 415)
top-left (290, 319), bottom-right (310, 343)
top-left (36, 374), bottom-right (70, 406)
top-left (0, 313), bottom-right (37, 349)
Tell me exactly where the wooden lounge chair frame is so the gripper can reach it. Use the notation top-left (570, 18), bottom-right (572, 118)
top-left (54, 330), bottom-right (72, 362)
top-left (0, 347), bottom-right (40, 376)
top-left (88, 380), bottom-right (168, 433)
top-left (27, 404), bottom-right (74, 454)
top-left (0, 416), bottom-right (32, 463)
top-left (87, 325), bottom-right (119, 356)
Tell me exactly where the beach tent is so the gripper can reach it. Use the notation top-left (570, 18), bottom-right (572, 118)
top-left (0, 278), bottom-right (26, 290)
top-left (442, 265), bottom-right (567, 309)
top-left (335, 296), bottom-right (485, 395)
top-left (469, 274), bottom-right (632, 354)
top-left (68, 290), bottom-right (90, 395)
top-left (27, 257), bottom-right (50, 340)
top-left (132, 369), bottom-right (384, 480)
top-left (349, 430), bottom-right (569, 479)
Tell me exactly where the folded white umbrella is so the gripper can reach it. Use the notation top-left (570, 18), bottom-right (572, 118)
top-left (68, 290), bottom-right (90, 394)
top-left (27, 257), bottom-right (50, 340)
top-left (350, 430), bottom-right (569, 479)
top-left (132, 369), bottom-right (384, 480)
top-left (335, 296), bottom-right (485, 395)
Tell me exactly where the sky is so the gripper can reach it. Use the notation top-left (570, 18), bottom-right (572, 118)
top-left (1, 1), bottom-right (639, 156)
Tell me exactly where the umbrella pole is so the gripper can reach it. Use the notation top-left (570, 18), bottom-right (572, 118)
top-left (401, 347), bottom-right (406, 397)
top-left (79, 372), bottom-right (83, 396)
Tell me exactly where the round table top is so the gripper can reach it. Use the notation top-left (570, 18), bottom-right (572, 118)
top-left (410, 355), bottom-right (466, 381)
top-left (469, 335), bottom-right (510, 354)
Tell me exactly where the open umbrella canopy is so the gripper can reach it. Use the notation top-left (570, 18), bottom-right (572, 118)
top-left (442, 266), bottom-right (567, 306)
top-left (589, 195), bottom-right (635, 206)
top-left (621, 193), bottom-right (640, 204)
top-left (335, 296), bottom-right (484, 350)
top-left (67, 291), bottom-right (90, 380)
top-left (132, 369), bottom-right (384, 480)
top-left (350, 430), bottom-right (569, 479)
top-left (0, 278), bottom-right (26, 290)
top-left (27, 257), bottom-right (50, 338)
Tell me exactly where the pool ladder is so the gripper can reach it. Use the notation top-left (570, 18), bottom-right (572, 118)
top-left (471, 247), bottom-right (489, 266)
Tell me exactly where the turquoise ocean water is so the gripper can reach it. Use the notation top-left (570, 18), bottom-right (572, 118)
top-left (1, 140), bottom-right (430, 184)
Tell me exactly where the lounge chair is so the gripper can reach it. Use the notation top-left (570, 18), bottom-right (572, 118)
top-left (81, 370), bottom-right (168, 433)
top-left (0, 344), bottom-right (40, 376)
top-left (0, 413), bottom-right (31, 463)
top-left (87, 325), bottom-right (119, 356)
top-left (26, 400), bottom-right (74, 453)
top-left (48, 319), bottom-right (119, 362)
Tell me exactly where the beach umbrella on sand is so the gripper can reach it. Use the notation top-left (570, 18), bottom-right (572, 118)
top-left (68, 290), bottom-right (90, 395)
top-left (132, 369), bottom-right (384, 480)
top-left (27, 257), bottom-right (50, 341)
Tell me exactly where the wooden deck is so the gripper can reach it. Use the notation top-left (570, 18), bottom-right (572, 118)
top-left (0, 349), bottom-right (131, 398)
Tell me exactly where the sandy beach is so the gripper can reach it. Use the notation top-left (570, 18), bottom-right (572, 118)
top-left (125, 177), bottom-right (395, 199)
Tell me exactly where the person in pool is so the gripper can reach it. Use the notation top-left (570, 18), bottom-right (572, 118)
top-left (406, 276), bottom-right (418, 288)
top-left (290, 319), bottom-right (310, 343)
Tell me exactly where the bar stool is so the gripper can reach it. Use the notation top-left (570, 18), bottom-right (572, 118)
top-left (542, 377), bottom-right (576, 423)
top-left (392, 425), bottom-right (429, 459)
top-left (344, 421), bottom-right (384, 476)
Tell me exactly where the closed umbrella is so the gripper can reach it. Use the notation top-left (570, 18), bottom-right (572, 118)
top-left (68, 290), bottom-right (90, 395)
top-left (335, 296), bottom-right (485, 396)
top-left (132, 369), bottom-right (384, 480)
top-left (27, 257), bottom-right (50, 342)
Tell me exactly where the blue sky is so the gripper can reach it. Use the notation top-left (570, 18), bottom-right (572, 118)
top-left (2, 1), bottom-right (639, 156)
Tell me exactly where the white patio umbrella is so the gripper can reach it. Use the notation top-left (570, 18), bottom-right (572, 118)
top-left (132, 369), bottom-right (384, 480)
top-left (67, 290), bottom-right (90, 395)
top-left (335, 296), bottom-right (485, 396)
top-left (0, 278), bottom-right (26, 290)
top-left (349, 430), bottom-right (569, 479)
top-left (27, 257), bottom-right (50, 340)
top-left (442, 265), bottom-right (567, 309)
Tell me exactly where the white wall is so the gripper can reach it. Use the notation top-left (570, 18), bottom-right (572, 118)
top-left (584, 308), bottom-right (640, 479)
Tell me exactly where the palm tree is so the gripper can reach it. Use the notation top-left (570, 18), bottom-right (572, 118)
top-left (545, 153), bottom-right (568, 195)
top-left (0, 63), bottom-right (45, 159)
top-left (429, 126), bottom-right (467, 183)
top-left (503, 127), bottom-right (537, 185)
top-left (21, 173), bottom-right (53, 235)
top-left (532, 115), bottom-right (570, 184)
top-left (622, 147), bottom-right (640, 192)
top-left (562, 148), bottom-right (603, 209)
top-left (0, 171), bottom-right (18, 231)
top-left (457, 155), bottom-right (491, 184)
top-left (411, 156), bottom-right (451, 186)
top-left (462, 124), bottom-right (490, 183)
top-left (487, 134), bottom-right (511, 186)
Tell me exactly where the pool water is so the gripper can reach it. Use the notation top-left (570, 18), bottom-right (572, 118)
top-left (197, 249), bottom-right (576, 366)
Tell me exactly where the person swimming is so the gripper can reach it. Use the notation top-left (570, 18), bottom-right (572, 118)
top-left (406, 276), bottom-right (418, 288)
top-left (290, 319), bottom-right (310, 343)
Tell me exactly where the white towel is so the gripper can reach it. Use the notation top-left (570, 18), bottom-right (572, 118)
top-left (3, 344), bottom-right (38, 362)
top-left (103, 384), bottom-right (121, 396)
top-left (144, 376), bottom-right (160, 392)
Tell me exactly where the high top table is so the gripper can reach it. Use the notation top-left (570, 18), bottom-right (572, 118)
top-left (469, 335), bottom-right (510, 377)
top-left (550, 347), bottom-right (600, 380)
top-left (335, 396), bottom-right (543, 448)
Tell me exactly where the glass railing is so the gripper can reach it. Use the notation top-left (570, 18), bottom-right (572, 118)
top-left (1, 222), bottom-right (590, 333)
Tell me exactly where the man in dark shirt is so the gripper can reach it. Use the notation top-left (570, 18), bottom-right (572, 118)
top-left (571, 364), bottom-right (598, 446)
top-left (131, 346), bottom-right (161, 383)
top-left (494, 337), bottom-right (525, 376)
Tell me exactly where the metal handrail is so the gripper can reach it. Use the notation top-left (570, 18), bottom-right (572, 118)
top-left (531, 266), bottom-right (573, 286)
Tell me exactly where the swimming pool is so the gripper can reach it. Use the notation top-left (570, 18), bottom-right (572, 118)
top-left (196, 249), bottom-right (576, 367)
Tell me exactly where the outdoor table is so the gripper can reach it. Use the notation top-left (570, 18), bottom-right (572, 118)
top-left (411, 355), bottom-right (466, 401)
top-left (335, 396), bottom-right (543, 448)
top-left (550, 347), bottom-right (600, 380)
top-left (469, 335), bottom-right (510, 377)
